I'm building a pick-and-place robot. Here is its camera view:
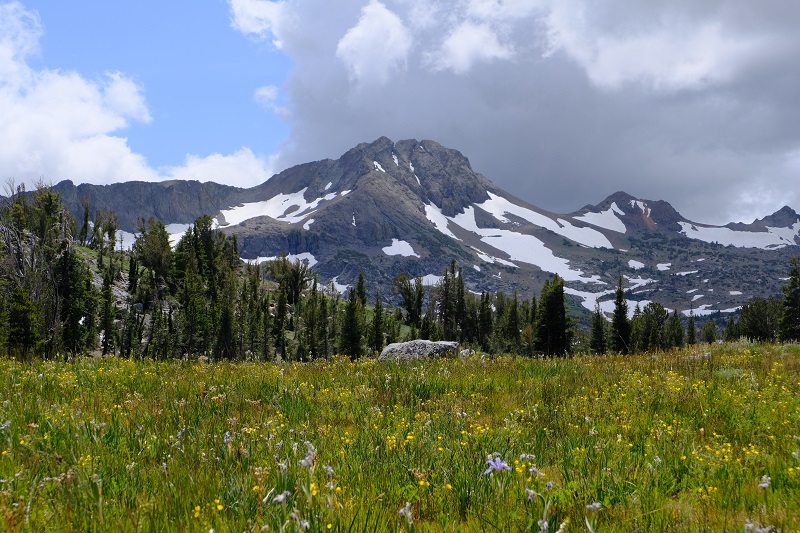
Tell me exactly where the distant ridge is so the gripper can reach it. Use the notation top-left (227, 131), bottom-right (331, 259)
top-left (49, 137), bottom-right (800, 322)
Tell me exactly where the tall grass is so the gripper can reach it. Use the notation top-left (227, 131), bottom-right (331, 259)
top-left (0, 341), bottom-right (798, 531)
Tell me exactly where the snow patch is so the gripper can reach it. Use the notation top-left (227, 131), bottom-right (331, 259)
top-left (165, 223), bottom-right (193, 248)
top-left (657, 263), bottom-right (671, 271)
top-left (471, 247), bottom-right (517, 267)
top-left (678, 221), bottom-right (800, 249)
top-left (628, 260), bottom-right (645, 270)
top-left (687, 289), bottom-right (698, 294)
top-left (382, 239), bottom-right (420, 258)
top-left (729, 290), bottom-right (742, 296)
top-left (352, 213), bottom-right (356, 227)
top-left (424, 203), bottom-right (461, 241)
top-left (692, 294), bottom-right (704, 302)
top-left (473, 265), bottom-right (480, 272)
top-left (422, 274), bottom-right (442, 286)
top-left (574, 202), bottom-right (627, 233)
top-left (324, 182), bottom-right (332, 190)
top-left (447, 205), bottom-right (602, 283)
top-left (630, 200), bottom-right (651, 218)
top-left (478, 193), bottom-right (613, 249)
top-left (675, 270), bottom-right (698, 276)
top-left (415, 175), bottom-right (421, 185)
top-left (340, 190), bottom-right (352, 196)
top-left (115, 230), bottom-right (137, 251)
top-left (219, 188), bottom-right (336, 226)
top-left (331, 276), bottom-right (349, 295)
top-left (392, 154), bottom-right (399, 166)
top-left (373, 161), bottom-right (385, 173)
top-left (624, 275), bottom-right (657, 290)
top-left (409, 161), bottom-right (415, 172)
top-left (303, 219), bottom-right (315, 230)
top-left (247, 252), bottom-right (318, 268)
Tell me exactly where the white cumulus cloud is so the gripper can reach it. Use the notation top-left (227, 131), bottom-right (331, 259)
top-left (0, 2), bottom-right (275, 190)
top-left (425, 21), bottom-right (514, 74)
top-left (336, 0), bottom-right (412, 85)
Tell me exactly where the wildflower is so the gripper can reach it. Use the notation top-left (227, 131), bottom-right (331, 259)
top-left (758, 475), bottom-right (771, 490)
top-left (546, 481), bottom-right (553, 492)
top-left (483, 454), bottom-right (511, 475)
top-left (272, 490), bottom-right (291, 504)
top-left (299, 452), bottom-right (315, 468)
top-left (323, 464), bottom-right (334, 477)
top-left (399, 501), bottom-right (413, 524)
top-left (223, 431), bottom-right (233, 445)
top-left (0, 421), bottom-right (10, 431)
top-left (525, 488), bottom-right (536, 501)
top-left (176, 427), bottom-right (186, 440)
top-left (586, 502), bottom-right (602, 512)
top-left (538, 518), bottom-right (549, 532)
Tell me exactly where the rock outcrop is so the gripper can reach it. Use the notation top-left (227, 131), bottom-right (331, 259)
top-left (378, 340), bottom-right (459, 361)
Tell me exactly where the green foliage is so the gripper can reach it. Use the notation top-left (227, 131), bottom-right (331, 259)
top-left (590, 304), bottom-right (607, 355)
top-left (779, 256), bottom-right (800, 342)
top-left (610, 276), bottom-right (631, 354)
top-left (700, 320), bottom-right (717, 344)
top-left (535, 274), bottom-right (571, 356)
top-left (1, 344), bottom-right (798, 530)
top-left (739, 298), bottom-right (782, 342)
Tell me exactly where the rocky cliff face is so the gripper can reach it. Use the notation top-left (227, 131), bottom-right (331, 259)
top-left (51, 137), bottom-right (800, 323)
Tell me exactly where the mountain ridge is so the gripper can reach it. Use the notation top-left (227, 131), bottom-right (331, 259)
top-left (46, 137), bottom-right (800, 323)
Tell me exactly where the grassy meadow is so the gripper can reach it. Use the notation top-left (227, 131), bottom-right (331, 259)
top-left (1, 342), bottom-right (799, 531)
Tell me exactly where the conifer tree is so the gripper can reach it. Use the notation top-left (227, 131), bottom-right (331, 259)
top-left (370, 290), bottom-right (384, 354)
top-left (7, 285), bottom-right (40, 358)
top-left (340, 288), bottom-right (363, 359)
top-left (356, 271), bottom-right (367, 307)
top-left (590, 304), bottom-right (607, 355)
top-left (610, 276), bottom-right (631, 353)
top-left (100, 267), bottom-right (116, 355)
top-left (779, 256), bottom-right (800, 342)
top-left (686, 308), bottom-right (696, 345)
top-left (665, 310), bottom-right (685, 349)
top-left (700, 320), bottom-right (716, 343)
top-left (534, 274), bottom-right (571, 356)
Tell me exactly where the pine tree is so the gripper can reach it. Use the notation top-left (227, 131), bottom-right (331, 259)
top-left (356, 271), bottom-right (367, 307)
top-left (100, 267), bottom-right (116, 355)
top-left (340, 288), bottom-right (363, 359)
top-left (665, 310), bottom-right (685, 349)
top-left (700, 320), bottom-right (716, 343)
top-left (590, 304), bottom-right (607, 355)
top-left (370, 290), bottom-right (384, 354)
top-left (504, 291), bottom-right (521, 351)
top-left (779, 256), bottom-right (800, 342)
top-left (534, 275), bottom-right (571, 356)
top-left (610, 276), bottom-right (631, 353)
top-left (686, 308), bottom-right (696, 345)
top-left (7, 286), bottom-right (40, 358)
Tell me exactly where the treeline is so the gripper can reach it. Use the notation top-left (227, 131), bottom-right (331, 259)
top-left (1, 185), bottom-right (799, 360)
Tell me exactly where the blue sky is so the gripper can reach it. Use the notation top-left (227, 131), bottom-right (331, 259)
top-left (26, 0), bottom-right (289, 169)
top-left (2, 1), bottom-right (800, 224)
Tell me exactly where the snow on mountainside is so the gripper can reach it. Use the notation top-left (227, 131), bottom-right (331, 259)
top-left (49, 137), bottom-right (799, 325)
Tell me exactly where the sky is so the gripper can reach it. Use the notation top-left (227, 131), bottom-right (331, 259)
top-left (2, 1), bottom-right (800, 225)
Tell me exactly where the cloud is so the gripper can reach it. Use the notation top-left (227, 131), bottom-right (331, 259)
top-left (229, 0), bottom-right (287, 47)
top-left (0, 2), bottom-right (275, 190)
top-left (336, 0), bottom-right (412, 85)
top-left (165, 148), bottom-right (276, 185)
top-left (425, 21), bottom-right (513, 74)
top-left (229, 0), bottom-right (800, 224)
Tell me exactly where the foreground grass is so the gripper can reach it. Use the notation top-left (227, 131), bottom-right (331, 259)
top-left (0, 343), bottom-right (799, 531)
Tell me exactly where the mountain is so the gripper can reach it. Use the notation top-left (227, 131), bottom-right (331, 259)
top-left (52, 137), bottom-right (800, 322)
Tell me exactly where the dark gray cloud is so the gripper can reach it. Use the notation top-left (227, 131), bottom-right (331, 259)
top-left (231, 0), bottom-right (800, 224)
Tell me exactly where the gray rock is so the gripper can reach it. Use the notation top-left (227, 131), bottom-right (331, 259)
top-left (378, 340), bottom-right (459, 361)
